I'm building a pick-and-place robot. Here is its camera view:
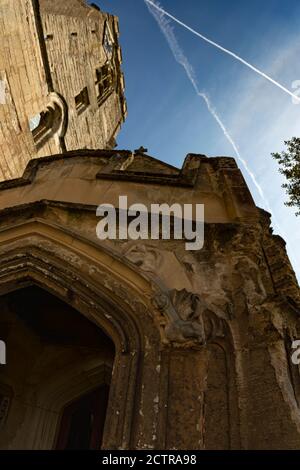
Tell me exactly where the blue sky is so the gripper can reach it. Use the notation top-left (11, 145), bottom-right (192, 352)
top-left (97, 0), bottom-right (300, 280)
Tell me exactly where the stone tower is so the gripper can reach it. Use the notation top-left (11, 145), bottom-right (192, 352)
top-left (0, 0), bottom-right (126, 181)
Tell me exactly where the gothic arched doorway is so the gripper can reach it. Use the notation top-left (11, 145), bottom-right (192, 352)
top-left (0, 286), bottom-right (115, 450)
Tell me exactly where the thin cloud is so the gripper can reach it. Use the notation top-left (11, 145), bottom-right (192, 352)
top-left (145, 0), bottom-right (300, 103)
top-left (145, 0), bottom-right (275, 217)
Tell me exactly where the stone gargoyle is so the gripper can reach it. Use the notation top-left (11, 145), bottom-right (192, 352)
top-left (153, 288), bottom-right (226, 345)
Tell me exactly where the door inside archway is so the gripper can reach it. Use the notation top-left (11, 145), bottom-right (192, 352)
top-left (56, 385), bottom-right (109, 450)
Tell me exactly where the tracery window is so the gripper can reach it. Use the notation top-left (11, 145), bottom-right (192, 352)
top-left (95, 64), bottom-right (115, 106)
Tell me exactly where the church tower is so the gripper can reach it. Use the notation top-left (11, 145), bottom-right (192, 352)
top-left (0, 0), bottom-right (126, 181)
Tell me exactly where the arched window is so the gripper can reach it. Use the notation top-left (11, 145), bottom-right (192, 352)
top-left (28, 93), bottom-right (67, 151)
top-left (29, 104), bottom-right (61, 149)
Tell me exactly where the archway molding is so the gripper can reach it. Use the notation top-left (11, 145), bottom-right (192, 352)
top-left (0, 219), bottom-right (163, 449)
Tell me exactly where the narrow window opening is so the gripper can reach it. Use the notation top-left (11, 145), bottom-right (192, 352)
top-left (29, 114), bottom-right (41, 132)
top-left (75, 87), bottom-right (90, 115)
top-left (95, 64), bottom-right (115, 107)
top-left (29, 104), bottom-right (62, 149)
top-left (103, 22), bottom-right (114, 60)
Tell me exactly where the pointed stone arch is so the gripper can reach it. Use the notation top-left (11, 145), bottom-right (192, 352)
top-left (0, 219), bottom-right (164, 449)
top-left (0, 213), bottom-right (243, 449)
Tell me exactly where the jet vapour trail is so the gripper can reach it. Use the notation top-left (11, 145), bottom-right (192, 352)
top-left (144, 0), bottom-right (273, 213)
top-left (144, 0), bottom-right (299, 270)
top-left (145, 0), bottom-right (300, 103)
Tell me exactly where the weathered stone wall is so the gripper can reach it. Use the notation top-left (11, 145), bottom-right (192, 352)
top-left (0, 0), bottom-right (126, 181)
top-left (0, 151), bottom-right (299, 449)
top-left (40, 3), bottom-right (125, 153)
top-left (0, 0), bottom-right (50, 181)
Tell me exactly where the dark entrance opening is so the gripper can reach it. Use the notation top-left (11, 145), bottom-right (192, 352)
top-left (56, 385), bottom-right (109, 450)
top-left (0, 286), bottom-right (115, 450)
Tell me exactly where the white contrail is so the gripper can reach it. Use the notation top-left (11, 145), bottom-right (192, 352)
top-left (145, 0), bottom-right (272, 210)
top-left (145, 0), bottom-right (300, 103)
top-left (145, 0), bottom-right (299, 275)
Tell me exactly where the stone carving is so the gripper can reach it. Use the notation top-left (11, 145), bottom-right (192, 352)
top-left (153, 288), bottom-right (226, 346)
top-left (120, 152), bottom-right (135, 171)
top-left (125, 245), bottom-right (163, 273)
top-left (152, 291), bottom-right (169, 312)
